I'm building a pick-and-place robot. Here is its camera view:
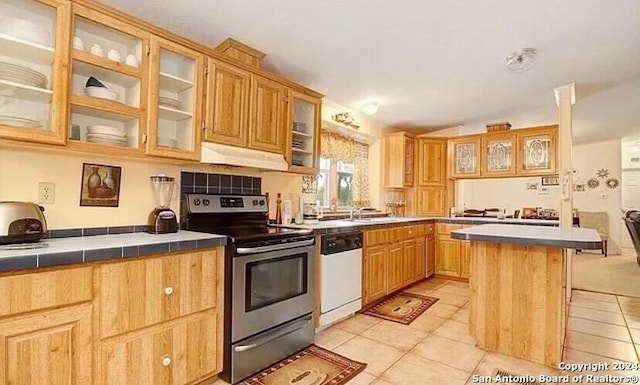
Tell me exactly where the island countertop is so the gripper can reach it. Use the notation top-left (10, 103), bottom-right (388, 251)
top-left (451, 224), bottom-right (602, 249)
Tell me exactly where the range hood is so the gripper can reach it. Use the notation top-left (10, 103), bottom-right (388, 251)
top-left (200, 142), bottom-right (289, 171)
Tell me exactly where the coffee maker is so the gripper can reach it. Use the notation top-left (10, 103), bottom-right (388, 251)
top-left (147, 174), bottom-right (178, 234)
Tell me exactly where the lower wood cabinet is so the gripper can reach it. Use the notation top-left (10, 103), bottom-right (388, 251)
top-left (435, 223), bottom-right (470, 280)
top-left (0, 247), bottom-right (224, 385)
top-left (0, 303), bottom-right (93, 385)
top-left (426, 234), bottom-right (435, 277)
top-left (363, 223), bottom-right (433, 306)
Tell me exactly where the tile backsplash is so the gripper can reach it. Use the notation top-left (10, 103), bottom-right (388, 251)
top-left (180, 171), bottom-right (262, 196)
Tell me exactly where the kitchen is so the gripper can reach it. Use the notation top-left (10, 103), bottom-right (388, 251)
top-left (0, 0), bottom-right (639, 385)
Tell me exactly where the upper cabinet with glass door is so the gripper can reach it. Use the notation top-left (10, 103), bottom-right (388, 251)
top-left (147, 36), bottom-right (204, 161)
top-left (68, 4), bottom-right (148, 154)
top-left (0, 0), bottom-right (70, 144)
top-left (481, 132), bottom-right (516, 177)
top-left (449, 136), bottom-right (481, 178)
top-left (517, 126), bottom-right (557, 175)
top-left (287, 90), bottom-right (320, 174)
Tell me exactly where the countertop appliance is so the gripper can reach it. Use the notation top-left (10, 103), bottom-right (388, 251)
top-left (319, 232), bottom-right (362, 328)
top-left (147, 175), bottom-right (178, 234)
top-left (180, 194), bottom-right (315, 384)
top-left (0, 201), bottom-right (47, 245)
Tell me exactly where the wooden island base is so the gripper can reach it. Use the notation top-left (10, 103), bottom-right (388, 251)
top-left (469, 242), bottom-right (566, 367)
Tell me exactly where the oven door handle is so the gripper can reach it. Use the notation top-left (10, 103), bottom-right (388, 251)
top-left (233, 316), bottom-right (311, 353)
top-left (236, 239), bottom-right (315, 255)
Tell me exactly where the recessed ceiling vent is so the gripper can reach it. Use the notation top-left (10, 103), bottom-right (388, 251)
top-left (505, 48), bottom-right (537, 72)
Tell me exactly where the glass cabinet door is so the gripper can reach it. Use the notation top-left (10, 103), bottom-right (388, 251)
top-left (482, 133), bottom-right (516, 176)
top-left (517, 128), bottom-right (557, 174)
top-left (0, 0), bottom-right (70, 144)
top-left (69, 5), bottom-right (148, 153)
top-left (147, 36), bottom-right (204, 160)
top-left (404, 136), bottom-right (414, 186)
top-left (450, 137), bottom-right (481, 177)
top-left (288, 90), bottom-right (320, 173)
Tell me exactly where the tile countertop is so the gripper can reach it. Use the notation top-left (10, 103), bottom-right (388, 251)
top-left (274, 216), bottom-right (559, 233)
top-left (450, 224), bottom-right (602, 249)
top-left (0, 230), bottom-right (228, 272)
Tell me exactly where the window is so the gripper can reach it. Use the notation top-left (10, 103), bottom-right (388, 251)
top-left (317, 157), bottom-right (330, 207)
top-left (318, 158), bottom-right (355, 209)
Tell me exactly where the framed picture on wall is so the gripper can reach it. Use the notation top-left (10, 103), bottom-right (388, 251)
top-left (79, 163), bottom-right (122, 207)
top-left (541, 174), bottom-right (560, 186)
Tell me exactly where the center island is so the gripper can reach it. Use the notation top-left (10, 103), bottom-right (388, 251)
top-left (451, 224), bottom-right (602, 367)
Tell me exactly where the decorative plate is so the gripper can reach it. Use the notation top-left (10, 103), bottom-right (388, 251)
top-left (587, 178), bottom-right (600, 189)
top-left (606, 178), bottom-right (619, 189)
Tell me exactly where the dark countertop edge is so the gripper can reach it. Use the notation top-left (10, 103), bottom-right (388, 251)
top-left (450, 232), bottom-right (602, 250)
top-left (0, 235), bottom-right (229, 273)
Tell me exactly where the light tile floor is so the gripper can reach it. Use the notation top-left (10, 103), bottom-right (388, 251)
top-left (215, 278), bottom-right (640, 385)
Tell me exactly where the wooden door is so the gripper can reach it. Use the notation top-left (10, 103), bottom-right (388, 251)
top-left (101, 311), bottom-right (217, 385)
top-left (204, 58), bottom-right (250, 146)
top-left (147, 35), bottom-right (205, 160)
top-left (516, 126), bottom-right (558, 175)
top-left (0, 304), bottom-right (92, 385)
top-left (482, 132), bottom-right (517, 177)
top-left (460, 240), bottom-right (471, 279)
top-left (416, 138), bottom-right (446, 186)
top-left (404, 135), bottom-right (415, 186)
top-left (414, 236), bottom-right (426, 282)
top-left (363, 245), bottom-right (387, 305)
top-left (426, 235), bottom-right (436, 277)
top-left (416, 186), bottom-right (446, 216)
top-left (435, 236), bottom-right (461, 277)
top-left (99, 250), bottom-right (217, 338)
top-left (402, 239), bottom-right (416, 286)
top-left (248, 75), bottom-right (286, 153)
top-left (386, 242), bottom-right (404, 294)
top-left (449, 136), bottom-right (481, 178)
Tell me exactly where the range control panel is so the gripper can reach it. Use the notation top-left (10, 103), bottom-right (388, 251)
top-left (184, 194), bottom-right (267, 213)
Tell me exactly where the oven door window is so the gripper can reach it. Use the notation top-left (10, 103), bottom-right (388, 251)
top-left (245, 253), bottom-right (308, 312)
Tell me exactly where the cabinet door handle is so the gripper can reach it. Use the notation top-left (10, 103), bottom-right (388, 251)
top-left (164, 286), bottom-right (174, 295)
top-left (162, 356), bottom-right (172, 366)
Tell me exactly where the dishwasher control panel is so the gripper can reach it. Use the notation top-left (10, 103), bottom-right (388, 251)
top-left (321, 232), bottom-right (363, 255)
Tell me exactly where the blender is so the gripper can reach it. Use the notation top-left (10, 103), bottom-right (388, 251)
top-left (147, 174), bottom-right (178, 234)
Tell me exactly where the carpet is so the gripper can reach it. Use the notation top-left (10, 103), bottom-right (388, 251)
top-left (362, 292), bottom-right (439, 325)
top-left (239, 344), bottom-right (366, 385)
top-left (572, 248), bottom-right (640, 298)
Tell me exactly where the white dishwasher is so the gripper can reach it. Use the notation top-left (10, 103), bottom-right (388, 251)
top-left (319, 232), bottom-right (363, 327)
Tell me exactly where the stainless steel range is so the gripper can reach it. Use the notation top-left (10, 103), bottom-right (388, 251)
top-left (180, 194), bottom-right (315, 384)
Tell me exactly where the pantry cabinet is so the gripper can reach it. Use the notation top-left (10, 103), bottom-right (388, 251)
top-left (384, 131), bottom-right (415, 188)
top-left (416, 186), bottom-right (446, 217)
top-left (147, 35), bottom-right (204, 161)
top-left (0, 0), bottom-right (71, 145)
top-left (416, 138), bottom-right (447, 186)
top-left (204, 58), bottom-right (250, 147)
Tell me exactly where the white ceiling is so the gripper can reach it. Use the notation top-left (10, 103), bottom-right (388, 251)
top-left (102, 0), bottom-right (640, 144)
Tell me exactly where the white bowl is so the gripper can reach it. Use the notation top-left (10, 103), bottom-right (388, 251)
top-left (0, 18), bottom-right (50, 46)
top-left (86, 125), bottom-right (126, 137)
top-left (84, 86), bottom-right (118, 101)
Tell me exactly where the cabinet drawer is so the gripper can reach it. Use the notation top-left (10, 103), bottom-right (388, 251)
top-left (413, 223), bottom-right (427, 237)
top-left (436, 223), bottom-right (462, 236)
top-left (100, 310), bottom-right (218, 385)
top-left (425, 223), bottom-right (434, 235)
top-left (364, 228), bottom-right (388, 246)
top-left (388, 226), bottom-right (404, 242)
top-left (402, 226), bottom-right (416, 239)
top-left (0, 267), bottom-right (93, 317)
top-left (99, 249), bottom-right (218, 338)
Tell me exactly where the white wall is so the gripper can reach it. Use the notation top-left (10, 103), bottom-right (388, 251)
top-left (572, 139), bottom-right (622, 254)
top-left (456, 177), bottom-right (561, 216)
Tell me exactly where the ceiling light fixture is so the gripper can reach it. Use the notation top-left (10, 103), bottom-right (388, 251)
top-left (362, 102), bottom-right (379, 115)
top-left (505, 48), bottom-right (537, 73)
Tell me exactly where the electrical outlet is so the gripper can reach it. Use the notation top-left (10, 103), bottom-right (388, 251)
top-left (38, 182), bottom-right (55, 204)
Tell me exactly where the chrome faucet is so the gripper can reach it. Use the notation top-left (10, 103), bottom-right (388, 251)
top-left (350, 207), bottom-right (364, 220)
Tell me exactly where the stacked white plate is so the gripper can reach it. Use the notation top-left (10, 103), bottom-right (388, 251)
top-left (86, 125), bottom-right (127, 146)
top-left (0, 62), bottom-right (47, 88)
top-left (0, 115), bottom-right (41, 128)
top-left (0, 18), bottom-right (50, 47)
top-left (158, 96), bottom-right (182, 110)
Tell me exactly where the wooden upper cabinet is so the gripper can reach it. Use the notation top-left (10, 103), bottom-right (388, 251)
top-left (517, 126), bottom-right (558, 175)
top-left (416, 186), bottom-right (446, 217)
top-left (204, 58), bottom-right (250, 147)
top-left (287, 89), bottom-right (321, 174)
top-left (384, 131), bottom-right (415, 188)
top-left (147, 35), bottom-right (204, 161)
top-left (248, 75), bottom-right (286, 154)
top-left (416, 138), bottom-right (447, 186)
top-left (450, 136), bottom-right (481, 178)
top-left (0, 0), bottom-right (71, 145)
top-left (482, 132), bottom-right (517, 177)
